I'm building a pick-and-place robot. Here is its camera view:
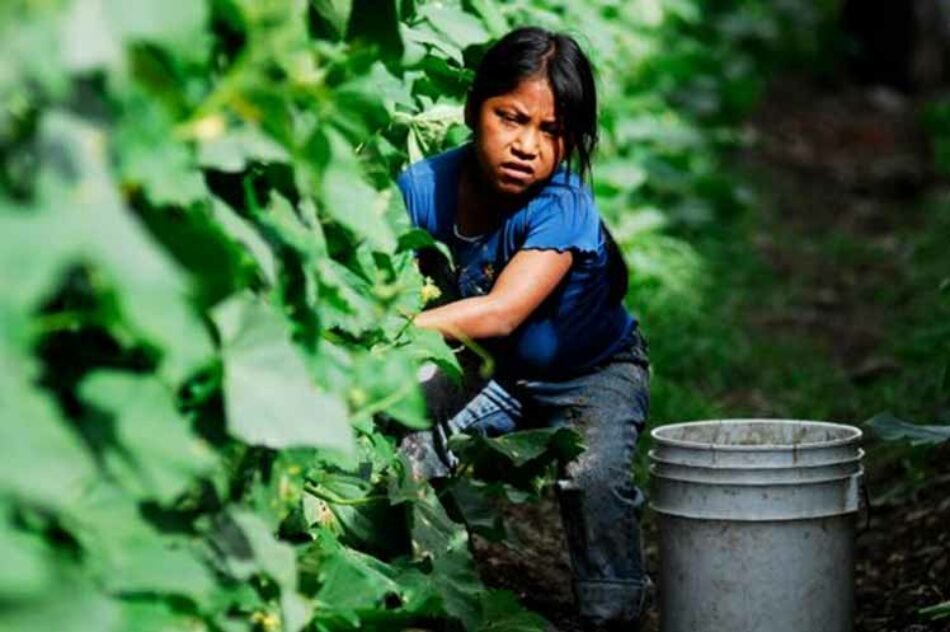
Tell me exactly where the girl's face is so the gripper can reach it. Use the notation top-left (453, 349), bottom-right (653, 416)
top-left (470, 76), bottom-right (566, 197)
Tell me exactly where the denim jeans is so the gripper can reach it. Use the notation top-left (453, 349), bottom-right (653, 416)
top-left (400, 327), bottom-right (651, 624)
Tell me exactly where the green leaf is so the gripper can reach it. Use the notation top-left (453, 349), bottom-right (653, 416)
top-left (866, 412), bottom-right (950, 446)
top-left (0, 519), bottom-right (54, 600)
top-left (444, 478), bottom-right (505, 541)
top-left (476, 591), bottom-right (548, 632)
top-left (313, 534), bottom-right (400, 615)
top-left (345, 0), bottom-right (403, 68)
top-left (411, 487), bottom-right (467, 560)
top-left (921, 600), bottom-right (950, 620)
top-left (396, 227), bottom-right (439, 253)
top-left (351, 347), bottom-right (428, 429)
top-left (60, 0), bottom-right (209, 72)
top-left (80, 371), bottom-right (217, 503)
top-left (256, 193), bottom-right (327, 263)
top-left (198, 126), bottom-right (290, 173)
top-left (117, 601), bottom-right (203, 632)
top-left (218, 509), bottom-right (297, 587)
top-left (311, 0), bottom-right (353, 40)
top-left (0, 576), bottom-right (120, 632)
top-left (113, 94), bottom-right (207, 207)
top-left (0, 7), bottom-right (69, 99)
top-left (410, 328), bottom-right (462, 386)
top-left (416, 4), bottom-right (490, 51)
top-left (0, 337), bottom-right (97, 510)
top-left (71, 484), bottom-right (216, 601)
top-left (465, 0), bottom-right (509, 38)
top-left (105, 0), bottom-right (209, 56)
top-left (320, 128), bottom-right (397, 252)
top-left (211, 197), bottom-right (278, 285)
top-left (306, 472), bottom-right (410, 557)
top-left (451, 428), bottom-right (584, 467)
top-left (213, 294), bottom-right (354, 452)
top-left (0, 112), bottom-right (213, 380)
top-left (60, 0), bottom-right (122, 72)
top-left (211, 508), bottom-right (313, 630)
top-left (315, 258), bottom-right (379, 336)
top-left (431, 547), bottom-right (483, 629)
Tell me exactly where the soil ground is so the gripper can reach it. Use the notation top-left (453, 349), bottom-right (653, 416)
top-left (470, 77), bottom-right (950, 631)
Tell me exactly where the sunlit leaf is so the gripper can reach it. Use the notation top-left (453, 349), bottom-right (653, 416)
top-left (80, 371), bottom-right (216, 503)
top-left (214, 294), bottom-right (354, 452)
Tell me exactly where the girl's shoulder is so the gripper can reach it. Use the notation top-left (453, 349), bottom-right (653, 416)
top-left (396, 144), bottom-right (468, 194)
top-left (395, 145), bottom-right (468, 236)
top-left (522, 168), bottom-right (598, 225)
top-left (515, 169), bottom-right (603, 258)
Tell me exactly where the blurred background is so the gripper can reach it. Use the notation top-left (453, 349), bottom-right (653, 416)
top-left (1, 1), bottom-right (949, 631)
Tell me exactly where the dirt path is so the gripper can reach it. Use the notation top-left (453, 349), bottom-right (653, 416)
top-left (472, 77), bottom-right (950, 631)
top-left (738, 76), bottom-right (950, 632)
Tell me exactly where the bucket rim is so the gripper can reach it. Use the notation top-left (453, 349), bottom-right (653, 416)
top-left (649, 418), bottom-right (863, 451)
top-left (647, 447), bottom-right (865, 470)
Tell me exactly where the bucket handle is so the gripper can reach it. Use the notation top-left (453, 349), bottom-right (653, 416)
top-left (854, 468), bottom-right (872, 533)
top-left (858, 469), bottom-right (871, 533)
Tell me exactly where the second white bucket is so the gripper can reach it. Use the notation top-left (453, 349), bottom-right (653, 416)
top-left (649, 419), bottom-right (864, 632)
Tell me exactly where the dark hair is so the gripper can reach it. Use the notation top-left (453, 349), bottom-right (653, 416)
top-left (465, 26), bottom-right (598, 182)
top-left (466, 27), bottom-right (629, 305)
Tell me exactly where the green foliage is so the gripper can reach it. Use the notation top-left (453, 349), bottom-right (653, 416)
top-left (0, 0), bottom-right (839, 629)
top-left (867, 413), bottom-right (950, 446)
top-left (921, 599), bottom-right (950, 620)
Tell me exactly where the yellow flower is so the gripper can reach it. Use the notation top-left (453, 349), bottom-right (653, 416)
top-left (249, 610), bottom-right (280, 631)
top-left (420, 277), bottom-right (442, 304)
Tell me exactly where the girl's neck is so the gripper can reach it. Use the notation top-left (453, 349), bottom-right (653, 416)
top-left (456, 147), bottom-right (526, 234)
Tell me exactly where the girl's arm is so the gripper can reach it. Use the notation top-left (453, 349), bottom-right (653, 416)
top-left (413, 249), bottom-right (573, 340)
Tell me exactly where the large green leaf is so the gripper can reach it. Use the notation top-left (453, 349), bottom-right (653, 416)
top-left (0, 336), bottom-right (97, 510)
top-left (0, 112), bottom-right (213, 380)
top-left (350, 347), bottom-right (428, 429)
top-left (105, 0), bottom-right (209, 55)
top-left (198, 126), bottom-right (291, 173)
top-left (210, 509), bottom-right (311, 632)
top-left (0, 6), bottom-right (69, 100)
top-left (450, 428), bottom-right (585, 468)
top-left (113, 91), bottom-right (207, 207)
top-left (0, 577), bottom-right (120, 632)
top-left (211, 197), bottom-right (278, 285)
top-left (61, 0), bottom-right (209, 72)
top-left (320, 128), bottom-right (397, 252)
top-left (313, 533), bottom-right (400, 616)
top-left (213, 294), bottom-right (354, 452)
top-left (305, 471), bottom-right (410, 557)
top-left (117, 601), bottom-right (206, 632)
top-left (71, 484), bottom-right (216, 601)
top-left (416, 4), bottom-right (490, 51)
top-left (214, 509), bottom-right (297, 586)
top-left (431, 547), bottom-right (483, 629)
top-left (0, 519), bottom-right (54, 600)
top-left (311, 0), bottom-right (353, 40)
top-left (80, 371), bottom-right (217, 503)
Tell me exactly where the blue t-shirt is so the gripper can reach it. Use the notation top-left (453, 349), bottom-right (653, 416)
top-left (396, 143), bottom-right (637, 381)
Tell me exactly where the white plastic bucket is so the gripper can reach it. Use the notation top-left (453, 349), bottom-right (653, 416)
top-left (649, 419), bottom-right (864, 632)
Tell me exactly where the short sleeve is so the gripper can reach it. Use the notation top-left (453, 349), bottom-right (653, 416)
top-left (396, 168), bottom-right (427, 231)
top-left (521, 186), bottom-right (602, 257)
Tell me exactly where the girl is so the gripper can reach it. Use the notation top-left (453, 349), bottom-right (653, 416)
top-left (396, 26), bottom-right (652, 631)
